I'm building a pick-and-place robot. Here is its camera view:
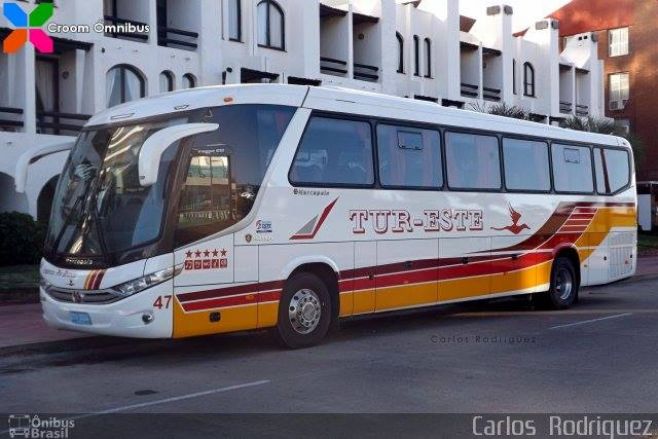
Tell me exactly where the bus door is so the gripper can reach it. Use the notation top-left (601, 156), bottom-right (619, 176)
top-left (174, 145), bottom-right (235, 287)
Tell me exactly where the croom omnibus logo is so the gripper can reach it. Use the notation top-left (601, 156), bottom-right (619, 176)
top-left (2, 2), bottom-right (54, 54)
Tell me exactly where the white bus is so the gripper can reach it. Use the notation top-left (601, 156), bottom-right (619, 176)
top-left (40, 85), bottom-right (637, 348)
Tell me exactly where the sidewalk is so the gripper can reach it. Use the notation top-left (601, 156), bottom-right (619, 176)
top-left (0, 303), bottom-right (89, 349)
top-left (1, 257), bottom-right (658, 351)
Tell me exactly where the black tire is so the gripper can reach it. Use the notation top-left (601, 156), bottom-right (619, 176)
top-left (275, 272), bottom-right (332, 349)
top-left (539, 256), bottom-right (579, 309)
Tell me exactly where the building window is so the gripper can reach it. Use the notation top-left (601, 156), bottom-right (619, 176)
top-left (159, 70), bottom-right (175, 93)
top-left (523, 62), bottom-right (535, 97)
top-left (228, 0), bottom-right (241, 41)
top-left (512, 59), bottom-right (517, 95)
top-left (257, 0), bottom-right (285, 50)
top-left (182, 73), bottom-right (196, 89)
top-left (424, 38), bottom-right (432, 78)
top-left (396, 32), bottom-right (404, 73)
top-left (413, 35), bottom-right (420, 76)
top-left (609, 72), bottom-right (629, 110)
top-left (609, 27), bottom-right (629, 57)
top-left (290, 117), bottom-right (374, 186)
top-left (445, 132), bottom-right (501, 190)
top-left (377, 124), bottom-right (442, 189)
top-left (106, 64), bottom-right (146, 108)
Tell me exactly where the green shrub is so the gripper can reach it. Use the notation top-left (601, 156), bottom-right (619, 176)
top-left (0, 212), bottom-right (47, 266)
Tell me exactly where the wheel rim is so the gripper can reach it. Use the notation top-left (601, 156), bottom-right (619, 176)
top-left (555, 267), bottom-right (574, 301)
top-left (288, 289), bottom-right (322, 335)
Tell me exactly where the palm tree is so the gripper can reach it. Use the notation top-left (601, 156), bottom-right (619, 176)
top-left (469, 102), bottom-right (529, 120)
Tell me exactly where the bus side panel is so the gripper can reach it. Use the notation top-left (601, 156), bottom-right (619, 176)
top-left (438, 237), bottom-right (492, 302)
top-left (375, 239), bottom-right (438, 312)
top-left (351, 241), bottom-right (376, 316)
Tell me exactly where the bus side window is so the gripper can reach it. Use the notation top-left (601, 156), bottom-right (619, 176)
top-left (552, 144), bottom-right (593, 193)
top-left (377, 124), bottom-right (442, 189)
top-left (290, 117), bottom-right (374, 186)
top-left (445, 132), bottom-right (500, 190)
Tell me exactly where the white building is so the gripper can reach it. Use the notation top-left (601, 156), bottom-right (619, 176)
top-left (0, 0), bottom-right (605, 220)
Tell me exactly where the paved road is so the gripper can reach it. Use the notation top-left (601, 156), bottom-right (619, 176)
top-left (1, 277), bottom-right (658, 437)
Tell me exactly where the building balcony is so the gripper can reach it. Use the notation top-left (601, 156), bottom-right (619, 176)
top-left (104, 15), bottom-right (149, 42)
top-left (104, 0), bottom-right (149, 43)
top-left (461, 83), bottom-right (479, 98)
top-left (320, 56), bottom-right (348, 77)
top-left (559, 101), bottom-right (574, 114)
top-left (0, 107), bottom-right (24, 132)
top-left (353, 62), bottom-right (379, 82)
top-left (483, 86), bottom-right (501, 102)
top-left (36, 111), bottom-right (91, 136)
top-left (575, 104), bottom-right (589, 117)
top-left (158, 26), bottom-right (199, 50)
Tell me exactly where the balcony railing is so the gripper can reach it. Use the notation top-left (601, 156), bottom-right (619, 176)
top-left (0, 107), bottom-right (24, 131)
top-left (460, 83), bottom-right (479, 98)
top-left (575, 104), bottom-right (589, 117)
top-left (36, 111), bottom-right (91, 135)
top-left (353, 63), bottom-right (379, 82)
top-left (559, 101), bottom-right (573, 114)
top-left (483, 86), bottom-right (501, 102)
top-left (104, 15), bottom-right (149, 41)
top-left (158, 26), bottom-right (199, 50)
top-left (320, 57), bottom-right (348, 76)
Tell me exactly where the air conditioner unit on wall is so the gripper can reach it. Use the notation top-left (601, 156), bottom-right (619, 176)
top-left (609, 101), bottom-right (621, 111)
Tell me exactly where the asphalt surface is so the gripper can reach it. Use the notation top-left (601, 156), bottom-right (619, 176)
top-left (1, 277), bottom-right (658, 437)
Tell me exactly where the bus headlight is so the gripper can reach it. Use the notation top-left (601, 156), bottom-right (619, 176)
top-left (112, 265), bottom-right (183, 297)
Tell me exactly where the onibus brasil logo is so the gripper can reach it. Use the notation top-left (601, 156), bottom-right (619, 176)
top-left (2, 2), bottom-right (54, 54)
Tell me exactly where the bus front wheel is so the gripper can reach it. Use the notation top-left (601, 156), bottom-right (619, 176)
top-left (540, 256), bottom-right (579, 309)
top-left (275, 272), bottom-right (332, 349)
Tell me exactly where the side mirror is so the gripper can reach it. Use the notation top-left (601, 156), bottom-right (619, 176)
top-left (139, 123), bottom-right (219, 186)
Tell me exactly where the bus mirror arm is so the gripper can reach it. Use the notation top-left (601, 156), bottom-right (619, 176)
top-left (138, 123), bottom-right (219, 186)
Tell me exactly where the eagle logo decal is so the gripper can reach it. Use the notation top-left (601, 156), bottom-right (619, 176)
top-left (491, 204), bottom-right (530, 235)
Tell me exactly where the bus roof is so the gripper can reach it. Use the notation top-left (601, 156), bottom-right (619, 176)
top-left (87, 84), bottom-right (629, 149)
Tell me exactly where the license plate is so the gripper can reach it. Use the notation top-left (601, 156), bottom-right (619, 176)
top-left (70, 311), bottom-right (92, 326)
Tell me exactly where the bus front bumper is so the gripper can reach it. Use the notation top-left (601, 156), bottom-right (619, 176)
top-left (40, 281), bottom-right (173, 339)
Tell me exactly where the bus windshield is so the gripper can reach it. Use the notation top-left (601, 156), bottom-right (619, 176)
top-left (45, 116), bottom-right (189, 262)
top-left (44, 104), bottom-right (297, 265)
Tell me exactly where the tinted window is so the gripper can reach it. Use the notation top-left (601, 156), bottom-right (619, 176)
top-left (445, 132), bottom-right (501, 190)
top-left (290, 117), bottom-right (374, 186)
top-left (377, 124), bottom-right (442, 188)
top-left (595, 147), bottom-right (630, 194)
top-left (176, 105), bottom-right (295, 246)
top-left (552, 144), bottom-right (593, 193)
top-left (503, 138), bottom-right (551, 192)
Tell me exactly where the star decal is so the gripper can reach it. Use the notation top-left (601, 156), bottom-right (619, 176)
top-left (212, 249), bottom-right (219, 257)
top-left (204, 250), bottom-right (211, 257)
top-left (220, 249), bottom-right (228, 257)
top-left (195, 250), bottom-right (202, 258)
top-left (186, 251), bottom-right (193, 258)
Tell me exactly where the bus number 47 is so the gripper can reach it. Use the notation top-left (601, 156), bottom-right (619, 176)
top-left (153, 295), bottom-right (173, 309)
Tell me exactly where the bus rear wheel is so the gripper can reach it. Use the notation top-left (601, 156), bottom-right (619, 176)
top-left (540, 256), bottom-right (579, 309)
top-left (275, 272), bottom-right (332, 349)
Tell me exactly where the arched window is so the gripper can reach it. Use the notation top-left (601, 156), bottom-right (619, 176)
top-left (524, 62), bottom-right (535, 97)
top-left (396, 32), bottom-right (404, 74)
top-left (424, 38), bottom-right (432, 78)
top-left (413, 35), bottom-right (420, 76)
top-left (160, 70), bottom-right (175, 93)
top-left (106, 64), bottom-right (146, 107)
top-left (257, 0), bottom-right (285, 50)
top-left (228, 0), bottom-right (242, 41)
top-left (182, 73), bottom-right (196, 89)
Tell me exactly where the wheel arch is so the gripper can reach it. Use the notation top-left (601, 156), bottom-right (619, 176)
top-left (285, 259), bottom-right (340, 324)
top-left (553, 245), bottom-right (581, 287)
